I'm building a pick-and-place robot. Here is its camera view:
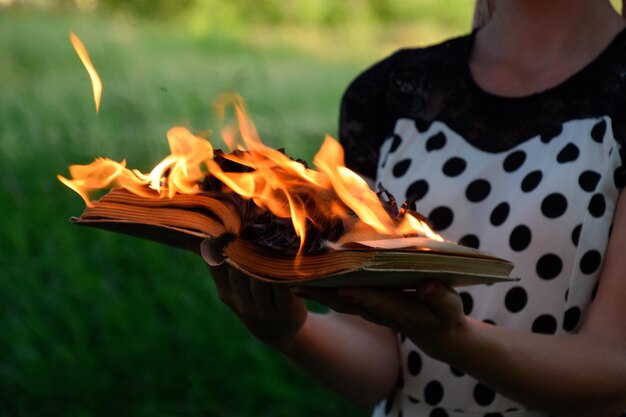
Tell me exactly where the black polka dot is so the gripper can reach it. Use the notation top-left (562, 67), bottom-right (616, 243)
top-left (521, 170), bottom-right (542, 192)
top-left (407, 395), bottom-right (419, 404)
top-left (540, 125), bottom-right (563, 143)
top-left (443, 157), bottom-right (467, 177)
top-left (580, 250), bottom-right (602, 274)
top-left (407, 351), bottom-right (422, 376)
top-left (473, 383), bottom-right (496, 406)
top-left (557, 143), bottom-right (580, 163)
top-left (415, 118), bottom-right (431, 133)
top-left (429, 409), bottom-right (449, 417)
top-left (428, 207), bottom-right (454, 231)
top-left (405, 180), bottom-right (429, 202)
top-left (578, 170), bottom-right (601, 192)
top-left (484, 414), bottom-right (505, 417)
top-left (459, 292), bottom-right (474, 315)
top-left (458, 234), bottom-right (480, 249)
top-left (450, 366), bottom-right (465, 377)
top-left (532, 314), bottom-right (558, 334)
top-left (509, 225), bottom-right (532, 251)
top-left (424, 380), bottom-right (444, 405)
top-left (563, 307), bottom-right (582, 332)
top-left (389, 135), bottom-right (402, 153)
top-left (541, 193), bottom-right (568, 218)
top-left (504, 287), bottom-right (528, 313)
top-left (426, 132), bottom-right (446, 152)
top-left (503, 151), bottom-right (526, 173)
top-left (536, 254), bottom-right (563, 280)
top-left (614, 166), bottom-right (626, 189)
top-left (490, 202), bottom-right (510, 226)
top-left (591, 120), bottom-right (607, 143)
top-left (483, 319), bottom-right (496, 325)
top-left (466, 179), bottom-right (491, 202)
top-left (588, 194), bottom-right (606, 217)
top-left (565, 289), bottom-right (570, 302)
top-left (571, 224), bottom-right (582, 247)
top-left (393, 159), bottom-right (412, 177)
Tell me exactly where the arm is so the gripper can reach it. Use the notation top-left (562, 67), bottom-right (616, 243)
top-left (207, 51), bottom-right (407, 408)
top-left (282, 310), bottom-right (399, 407)
top-left (304, 190), bottom-right (626, 417)
top-left (443, 188), bottom-right (626, 415)
top-left (209, 266), bottom-right (400, 408)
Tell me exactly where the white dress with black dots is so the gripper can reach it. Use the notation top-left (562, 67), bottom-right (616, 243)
top-left (339, 30), bottom-right (626, 417)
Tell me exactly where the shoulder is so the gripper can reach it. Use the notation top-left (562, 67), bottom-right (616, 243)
top-left (344, 34), bottom-right (473, 98)
top-left (338, 33), bottom-right (473, 179)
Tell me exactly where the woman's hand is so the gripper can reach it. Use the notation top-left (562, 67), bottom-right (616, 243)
top-left (293, 282), bottom-right (467, 361)
top-left (210, 265), bottom-right (308, 352)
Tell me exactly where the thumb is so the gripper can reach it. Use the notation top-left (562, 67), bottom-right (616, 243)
top-left (416, 282), bottom-right (464, 323)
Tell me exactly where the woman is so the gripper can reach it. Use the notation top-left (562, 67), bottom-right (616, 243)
top-left (211, 1), bottom-right (626, 415)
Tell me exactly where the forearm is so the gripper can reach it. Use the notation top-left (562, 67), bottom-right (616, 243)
top-left (279, 311), bottom-right (399, 408)
top-left (444, 318), bottom-right (626, 416)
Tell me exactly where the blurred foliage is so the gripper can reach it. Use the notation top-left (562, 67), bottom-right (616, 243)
top-left (99, 0), bottom-right (195, 19)
top-left (3, 0), bottom-right (474, 27)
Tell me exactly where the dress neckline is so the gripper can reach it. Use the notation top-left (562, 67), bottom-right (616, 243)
top-left (462, 26), bottom-right (626, 103)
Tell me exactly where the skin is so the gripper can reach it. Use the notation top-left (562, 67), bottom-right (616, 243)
top-left (210, 1), bottom-right (626, 415)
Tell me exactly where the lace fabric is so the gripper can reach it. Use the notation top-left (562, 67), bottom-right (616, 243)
top-left (339, 29), bottom-right (626, 178)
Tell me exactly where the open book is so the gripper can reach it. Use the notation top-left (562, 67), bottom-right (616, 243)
top-left (71, 188), bottom-right (516, 288)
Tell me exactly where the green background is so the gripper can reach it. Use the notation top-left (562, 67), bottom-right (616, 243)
top-left (0, 1), bottom-right (474, 416)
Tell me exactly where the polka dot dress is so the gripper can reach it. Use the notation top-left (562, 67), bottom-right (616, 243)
top-left (373, 117), bottom-right (621, 416)
top-left (339, 30), bottom-right (626, 417)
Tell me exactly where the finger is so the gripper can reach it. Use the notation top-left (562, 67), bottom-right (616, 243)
top-left (292, 286), bottom-right (364, 316)
top-left (415, 282), bottom-right (464, 323)
top-left (337, 283), bottom-right (463, 329)
top-left (227, 268), bottom-right (255, 314)
top-left (249, 278), bottom-right (279, 317)
top-left (274, 284), bottom-right (301, 314)
top-left (335, 287), bottom-right (431, 329)
top-left (209, 265), bottom-right (233, 304)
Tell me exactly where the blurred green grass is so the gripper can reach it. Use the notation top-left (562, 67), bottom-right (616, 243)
top-left (0, 5), bottom-right (470, 417)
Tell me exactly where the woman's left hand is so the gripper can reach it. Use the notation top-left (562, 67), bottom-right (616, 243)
top-left (292, 282), bottom-right (467, 361)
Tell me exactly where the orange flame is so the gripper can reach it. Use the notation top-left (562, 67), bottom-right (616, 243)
top-left (58, 95), bottom-right (443, 252)
top-left (70, 31), bottom-right (102, 113)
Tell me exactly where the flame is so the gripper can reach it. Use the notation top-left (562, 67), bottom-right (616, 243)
top-left (70, 31), bottom-right (102, 113)
top-left (58, 95), bottom-right (443, 252)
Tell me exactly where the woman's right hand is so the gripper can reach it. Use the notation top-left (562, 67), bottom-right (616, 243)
top-left (209, 265), bottom-right (308, 352)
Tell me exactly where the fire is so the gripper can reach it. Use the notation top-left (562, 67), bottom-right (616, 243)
top-left (60, 31), bottom-right (442, 251)
top-left (70, 32), bottom-right (102, 113)
top-left (58, 96), bottom-right (443, 253)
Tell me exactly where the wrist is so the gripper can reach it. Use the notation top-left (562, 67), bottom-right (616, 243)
top-left (435, 317), bottom-right (499, 372)
top-left (267, 311), bottom-right (311, 355)
top-left (419, 315), bottom-right (474, 363)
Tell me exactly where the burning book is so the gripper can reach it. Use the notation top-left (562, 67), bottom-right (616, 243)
top-left (58, 98), bottom-right (514, 288)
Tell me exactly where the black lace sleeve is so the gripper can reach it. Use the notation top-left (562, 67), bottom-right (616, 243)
top-left (339, 53), bottom-right (398, 180)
